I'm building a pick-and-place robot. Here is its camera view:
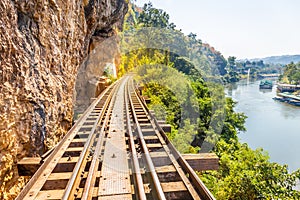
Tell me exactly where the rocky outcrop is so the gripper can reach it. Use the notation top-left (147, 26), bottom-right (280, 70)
top-left (0, 0), bottom-right (127, 199)
top-left (74, 35), bottom-right (120, 115)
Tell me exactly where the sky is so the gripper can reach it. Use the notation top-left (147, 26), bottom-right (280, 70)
top-left (135, 0), bottom-right (300, 59)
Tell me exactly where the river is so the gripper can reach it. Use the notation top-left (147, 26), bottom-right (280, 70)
top-left (226, 79), bottom-right (300, 173)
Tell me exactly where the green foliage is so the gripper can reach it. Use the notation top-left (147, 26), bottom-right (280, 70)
top-left (223, 71), bottom-right (240, 83)
top-left (186, 37), bottom-right (227, 77)
top-left (138, 2), bottom-right (175, 29)
top-left (221, 98), bottom-right (246, 142)
top-left (223, 56), bottom-right (240, 83)
top-left (173, 57), bottom-right (202, 78)
top-left (122, 2), bottom-right (228, 78)
top-left (142, 80), bottom-right (182, 128)
top-left (172, 120), bottom-right (200, 153)
top-left (227, 56), bottom-right (237, 71)
top-left (201, 139), bottom-right (300, 199)
top-left (280, 62), bottom-right (300, 84)
top-left (121, 3), bottom-right (300, 198)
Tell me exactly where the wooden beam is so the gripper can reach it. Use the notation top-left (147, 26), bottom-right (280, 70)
top-left (182, 153), bottom-right (219, 171)
top-left (161, 181), bottom-right (187, 192)
top-left (18, 157), bottom-right (42, 176)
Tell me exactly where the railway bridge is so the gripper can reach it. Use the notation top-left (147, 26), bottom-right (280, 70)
top-left (17, 75), bottom-right (216, 200)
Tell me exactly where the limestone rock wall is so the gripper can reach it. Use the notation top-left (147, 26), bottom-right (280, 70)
top-left (0, 0), bottom-right (127, 199)
top-left (74, 35), bottom-right (120, 115)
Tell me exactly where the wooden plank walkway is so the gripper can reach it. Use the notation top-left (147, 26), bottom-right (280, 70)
top-left (98, 79), bottom-right (132, 199)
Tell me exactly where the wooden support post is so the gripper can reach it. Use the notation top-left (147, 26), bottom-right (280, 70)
top-left (144, 97), bottom-right (151, 104)
top-left (182, 153), bottom-right (219, 171)
top-left (156, 120), bottom-right (172, 133)
top-left (160, 124), bottom-right (171, 133)
top-left (138, 86), bottom-right (143, 95)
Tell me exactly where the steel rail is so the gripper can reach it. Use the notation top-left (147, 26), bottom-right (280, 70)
top-left (128, 79), bottom-right (167, 200)
top-left (131, 81), bottom-right (201, 200)
top-left (62, 80), bottom-right (121, 200)
top-left (153, 113), bottom-right (215, 200)
top-left (125, 79), bottom-right (147, 200)
top-left (16, 81), bottom-right (118, 200)
top-left (81, 78), bottom-right (122, 200)
top-left (17, 75), bottom-right (216, 199)
top-left (133, 80), bottom-right (216, 200)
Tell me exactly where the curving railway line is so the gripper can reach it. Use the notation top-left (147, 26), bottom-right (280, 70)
top-left (17, 75), bottom-right (215, 200)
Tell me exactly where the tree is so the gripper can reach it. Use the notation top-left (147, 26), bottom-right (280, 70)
top-left (138, 2), bottom-right (175, 29)
top-left (280, 62), bottom-right (300, 84)
top-left (201, 139), bottom-right (300, 199)
top-left (122, 4), bottom-right (300, 198)
top-left (257, 60), bottom-right (265, 67)
top-left (221, 98), bottom-right (246, 142)
top-left (227, 56), bottom-right (237, 71)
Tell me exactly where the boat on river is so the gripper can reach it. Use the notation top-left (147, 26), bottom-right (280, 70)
top-left (273, 93), bottom-right (300, 106)
top-left (259, 80), bottom-right (273, 89)
top-left (277, 83), bottom-right (300, 92)
top-left (288, 100), bottom-right (300, 106)
top-left (272, 96), bottom-right (287, 102)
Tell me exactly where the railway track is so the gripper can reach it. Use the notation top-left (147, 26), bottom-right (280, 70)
top-left (17, 75), bottom-right (215, 200)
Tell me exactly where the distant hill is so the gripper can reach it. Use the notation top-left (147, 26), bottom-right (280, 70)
top-left (248, 55), bottom-right (300, 65)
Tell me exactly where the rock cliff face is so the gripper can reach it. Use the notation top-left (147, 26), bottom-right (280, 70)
top-left (0, 0), bottom-right (127, 199)
top-left (74, 35), bottom-right (120, 115)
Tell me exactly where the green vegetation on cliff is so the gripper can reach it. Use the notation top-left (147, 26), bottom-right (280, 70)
top-left (201, 139), bottom-right (300, 199)
top-left (279, 62), bottom-right (300, 84)
top-left (120, 2), bottom-right (300, 199)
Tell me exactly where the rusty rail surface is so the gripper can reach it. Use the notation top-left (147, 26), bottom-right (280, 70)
top-left (16, 75), bottom-right (215, 200)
